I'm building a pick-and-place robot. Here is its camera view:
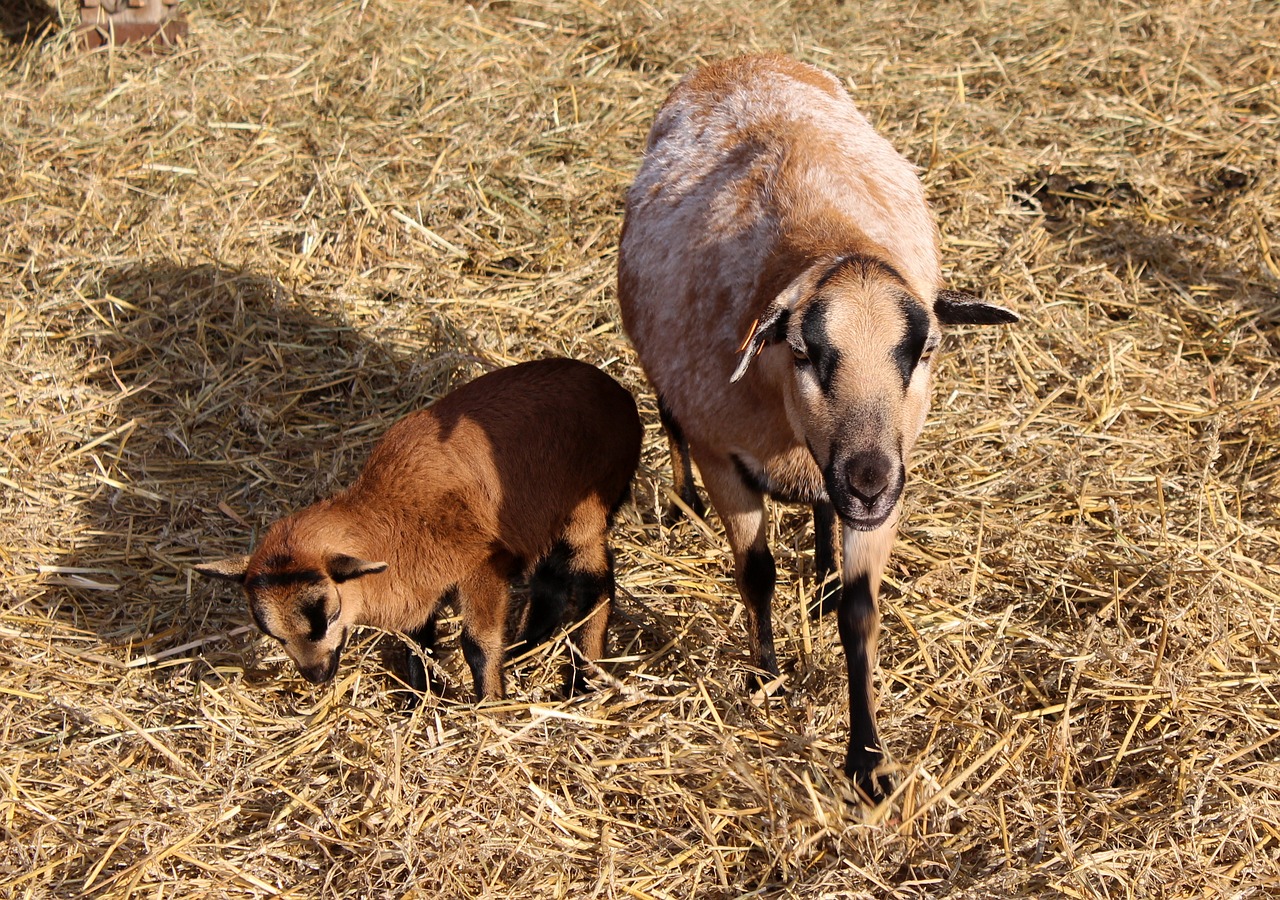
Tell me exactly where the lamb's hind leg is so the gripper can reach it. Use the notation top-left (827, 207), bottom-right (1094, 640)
top-left (517, 542), bottom-right (573, 656)
top-left (458, 560), bottom-right (514, 701)
top-left (558, 501), bottom-right (616, 697)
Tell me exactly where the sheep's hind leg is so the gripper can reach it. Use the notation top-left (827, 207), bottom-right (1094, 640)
top-left (698, 453), bottom-right (781, 694)
top-left (659, 395), bottom-right (706, 524)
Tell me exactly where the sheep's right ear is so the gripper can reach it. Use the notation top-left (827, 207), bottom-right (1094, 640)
top-left (194, 556), bottom-right (251, 583)
top-left (729, 264), bottom-right (822, 383)
top-left (935, 290), bottom-right (1019, 325)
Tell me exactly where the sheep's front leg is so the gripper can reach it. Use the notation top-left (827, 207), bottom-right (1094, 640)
top-left (699, 454), bottom-right (779, 685)
top-left (840, 517), bottom-right (898, 803)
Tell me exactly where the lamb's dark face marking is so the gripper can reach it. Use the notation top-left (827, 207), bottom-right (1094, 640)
top-left (784, 257), bottom-right (939, 530)
top-left (244, 569), bottom-right (353, 685)
top-left (299, 596), bottom-right (333, 642)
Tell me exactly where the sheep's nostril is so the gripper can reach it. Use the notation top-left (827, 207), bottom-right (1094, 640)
top-left (846, 452), bottom-right (892, 506)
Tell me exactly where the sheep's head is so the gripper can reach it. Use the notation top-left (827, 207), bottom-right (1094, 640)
top-left (732, 255), bottom-right (1016, 530)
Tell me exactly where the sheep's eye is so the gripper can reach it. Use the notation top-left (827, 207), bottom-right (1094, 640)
top-left (326, 607), bottom-right (341, 626)
top-left (791, 344), bottom-right (810, 366)
top-left (919, 340), bottom-right (940, 364)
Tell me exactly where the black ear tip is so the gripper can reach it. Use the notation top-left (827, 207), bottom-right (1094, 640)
top-left (934, 292), bottom-right (1020, 326)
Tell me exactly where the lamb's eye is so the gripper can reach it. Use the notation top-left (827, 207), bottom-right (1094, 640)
top-left (791, 344), bottom-right (811, 366)
top-left (920, 340), bottom-right (940, 364)
top-left (327, 607), bottom-right (341, 626)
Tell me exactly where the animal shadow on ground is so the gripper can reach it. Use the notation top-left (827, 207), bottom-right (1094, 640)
top-left (1, 0), bottom-right (57, 45)
top-left (1009, 165), bottom-right (1280, 542)
top-left (45, 260), bottom-right (519, 702)
top-left (1014, 165), bottom-right (1279, 335)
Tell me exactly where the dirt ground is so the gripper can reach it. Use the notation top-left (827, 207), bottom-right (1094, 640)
top-left (2, 1), bottom-right (1278, 897)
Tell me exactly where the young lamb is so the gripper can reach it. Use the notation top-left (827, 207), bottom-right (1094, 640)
top-left (197, 357), bottom-right (642, 701)
top-left (617, 54), bottom-right (1017, 801)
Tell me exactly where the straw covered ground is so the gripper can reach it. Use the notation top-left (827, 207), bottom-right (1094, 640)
top-left (3, 0), bottom-right (1279, 896)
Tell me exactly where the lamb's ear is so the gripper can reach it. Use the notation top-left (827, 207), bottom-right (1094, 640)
top-left (935, 289), bottom-right (1019, 325)
top-left (327, 554), bottom-right (388, 584)
top-left (195, 556), bottom-right (252, 583)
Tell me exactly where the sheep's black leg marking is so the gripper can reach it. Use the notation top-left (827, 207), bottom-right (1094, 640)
top-left (518, 541), bottom-right (573, 655)
top-left (742, 545), bottom-right (780, 688)
top-left (838, 572), bottom-right (893, 802)
top-left (658, 395), bottom-right (706, 523)
top-left (810, 501), bottom-right (841, 620)
top-left (702, 456), bottom-right (780, 694)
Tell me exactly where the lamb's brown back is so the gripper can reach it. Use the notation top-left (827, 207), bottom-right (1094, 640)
top-left (355, 358), bottom-right (641, 563)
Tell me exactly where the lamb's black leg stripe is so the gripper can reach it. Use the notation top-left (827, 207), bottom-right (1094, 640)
top-left (521, 541), bottom-right (573, 653)
top-left (405, 616), bottom-right (439, 695)
top-left (459, 629), bottom-right (490, 703)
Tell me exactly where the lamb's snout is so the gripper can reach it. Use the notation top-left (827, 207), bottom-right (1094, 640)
top-left (297, 650), bottom-right (341, 685)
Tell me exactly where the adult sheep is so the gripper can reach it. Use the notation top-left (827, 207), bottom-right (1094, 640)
top-left (618, 54), bottom-right (1017, 801)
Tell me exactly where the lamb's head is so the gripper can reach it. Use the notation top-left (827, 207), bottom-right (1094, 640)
top-left (196, 517), bottom-right (387, 684)
top-left (732, 255), bottom-right (1017, 530)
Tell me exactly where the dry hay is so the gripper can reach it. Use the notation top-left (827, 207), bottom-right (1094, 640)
top-left (2, 0), bottom-right (1279, 897)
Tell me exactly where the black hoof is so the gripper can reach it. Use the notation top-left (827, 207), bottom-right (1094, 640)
top-left (808, 581), bottom-right (841, 620)
top-left (398, 646), bottom-right (444, 707)
top-left (662, 494), bottom-right (707, 527)
top-left (746, 668), bottom-right (788, 702)
top-left (846, 748), bottom-right (893, 804)
top-left (561, 663), bottom-right (598, 700)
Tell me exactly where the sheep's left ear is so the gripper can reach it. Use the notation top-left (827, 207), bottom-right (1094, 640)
top-left (730, 304), bottom-right (790, 383)
top-left (935, 289), bottom-right (1019, 325)
top-left (730, 262), bottom-right (824, 383)
top-left (327, 554), bottom-right (388, 583)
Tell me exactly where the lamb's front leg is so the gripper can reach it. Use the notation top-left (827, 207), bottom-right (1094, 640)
top-left (458, 563), bottom-right (513, 701)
